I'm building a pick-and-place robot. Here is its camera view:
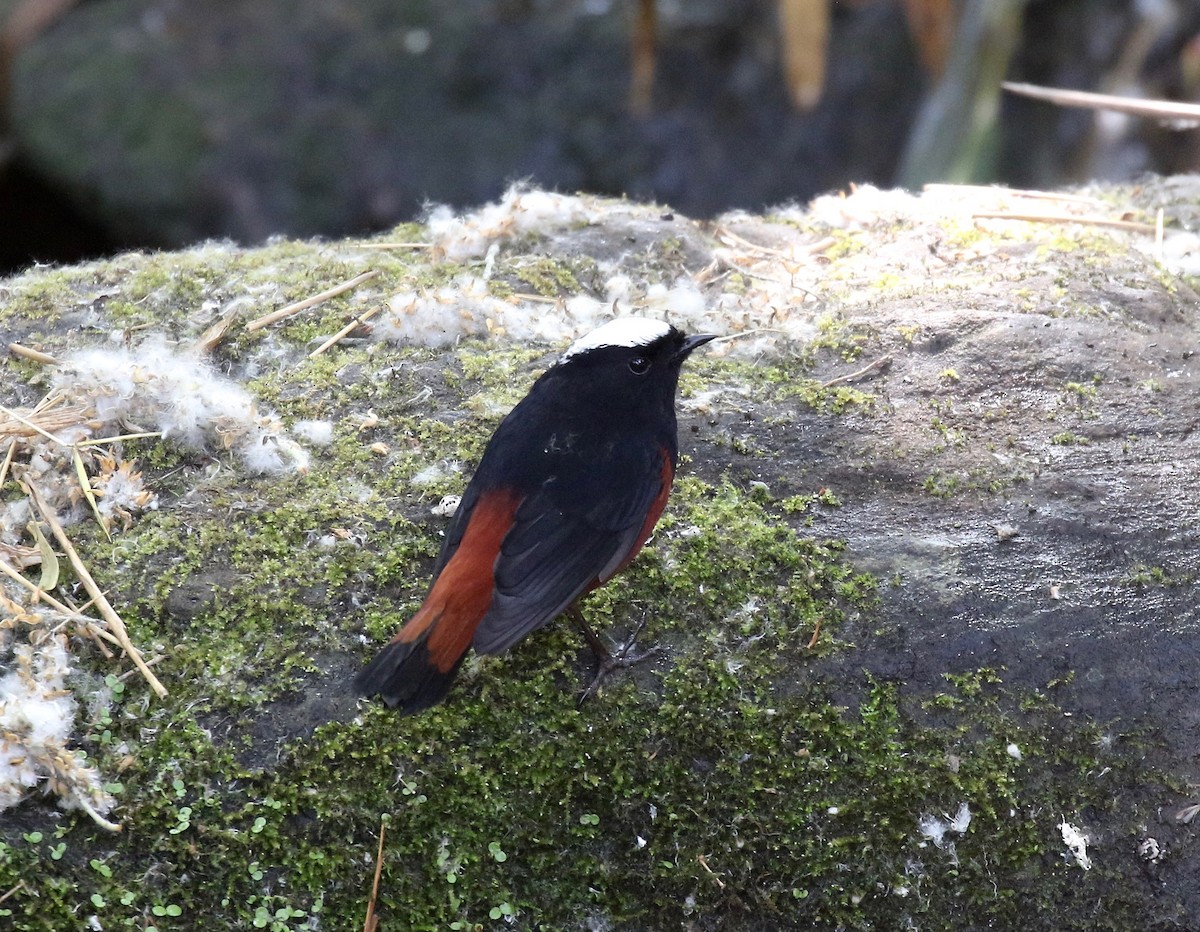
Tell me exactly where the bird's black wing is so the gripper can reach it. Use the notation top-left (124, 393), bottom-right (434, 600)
top-left (470, 443), bottom-right (669, 655)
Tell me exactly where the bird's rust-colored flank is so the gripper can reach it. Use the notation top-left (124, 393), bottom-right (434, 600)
top-left (398, 488), bottom-right (522, 673)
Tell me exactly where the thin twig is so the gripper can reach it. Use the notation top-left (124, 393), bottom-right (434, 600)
top-left (116, 653), bottom-right (166, 681)
top-left (972, 212), bottom-right (1157, 235)
top-left (362, 817), bottom-right (388, 932)
top-left (195, 312), bottom-right (241, 354)
top-left (509, 292), bottom-right (562, 304)
top-left (24, 483), bottom-right (168, 698)
top-left (352, 242), bottom-right (432, 250)
top-left (309, 304), bottom-right (384, 359)
top-left (0, 880), bottom-right (28, 905)
top-left (821, 355), bottom-right (893, 388)
top-left (715, 227), bottom-right (789, 258)
top-left (0, 438), bottom-right (15, 489)
top-left (246, 270), bottom-right (381, 332)
top-left (923, 183), bottom-right (1104, 207)
top-left (1002, 81), bottom-right (1200, 123)
top-left (697, 853), bottom-right (726, 889)
top-left (75, 431), bottom-right (163, 447)
top-left (0, 559), bottom-right (121, 650)
top-left (0, 404), bottom-right (72, 446)
top-left (7, 342), bottom-right (58, 365)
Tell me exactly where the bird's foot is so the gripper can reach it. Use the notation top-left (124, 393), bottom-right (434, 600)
top-left (579, 616), bottom-right (661, 704)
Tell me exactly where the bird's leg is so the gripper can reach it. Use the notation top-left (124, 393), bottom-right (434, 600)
top-left (568, 604), bottom-right (660, 702)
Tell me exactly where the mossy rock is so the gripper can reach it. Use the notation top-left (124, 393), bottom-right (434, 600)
top-left (1, 183), bottom-right (1198, 929)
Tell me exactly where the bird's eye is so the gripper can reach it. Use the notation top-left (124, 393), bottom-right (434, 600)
top-left (629, 356), bottom-right (651, 375)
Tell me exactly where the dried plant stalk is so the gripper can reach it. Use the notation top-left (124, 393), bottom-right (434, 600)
top-left (247, 269), bottom-right (381, 332)
top-left (25, 483), bottom-right (168, 698)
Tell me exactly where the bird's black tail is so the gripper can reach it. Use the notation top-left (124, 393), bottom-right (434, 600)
top-left (352, 639), bottom-right (465, 715)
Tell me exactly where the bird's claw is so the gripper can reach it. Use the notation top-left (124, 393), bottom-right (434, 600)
top-left (578, 618), bottom-right (661, 704)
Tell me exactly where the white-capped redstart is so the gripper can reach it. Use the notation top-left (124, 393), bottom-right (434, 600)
top-left (353, 317), bottom-right (716, 713)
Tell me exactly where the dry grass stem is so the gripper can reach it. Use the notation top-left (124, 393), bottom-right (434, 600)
top-left (0, 558), bottom-right (122, 653)
top-left (972, 212), bottom-right (1157, 235)
top-left (352, 242), bottom-right (431, 250)
top-left (25, 483), bottom-right (168, 698)
top-left (247, 269), bottom-right (381, 332)
top-left (0, 540), bottom-right (39, 570)
top-left (72, 447), bottom-right (110, 540)
top-left (0, 403), bottom-right (83, 445)
top-left (362, 817), bottom-right (387, 932)
top-left (309, 304), bottom-right (384, 359)
top-left (715, 227), bottom-right (790, 258)
top-left (822, 355), bottom-right (893, 387)
top-left (75, 431), bottom-right (163, 447)
top-left (1003, 81), bottom-right (1200, 122)
top-left (7, 342), bottom-right (59, 365)
top-left (195, 311), bottom-right (241, 354)
top-left (115, 653), bottom-right (166, 682)
top-left (923, 183), bottom-right (1104, 207)
top-left (0, 880), bottom-right (28, 905)
top-left (0, 438), bottom-right (15, 488)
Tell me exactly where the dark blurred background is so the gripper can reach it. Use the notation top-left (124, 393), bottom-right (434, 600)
top-left (1, 0), bottom-right (1198, 275)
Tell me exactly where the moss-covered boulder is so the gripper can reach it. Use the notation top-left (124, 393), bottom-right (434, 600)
top-left (1, 182), bottom-right (1198, 929)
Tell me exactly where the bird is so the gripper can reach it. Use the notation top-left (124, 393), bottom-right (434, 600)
top-left (353, 316), bottom-right (716, 714)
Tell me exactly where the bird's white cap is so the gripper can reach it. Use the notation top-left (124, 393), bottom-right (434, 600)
top-left (559, 317), bottom-right (673, 362)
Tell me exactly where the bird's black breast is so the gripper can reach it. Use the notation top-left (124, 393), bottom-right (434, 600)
top-left (483, 392), bottom-right (670, 508)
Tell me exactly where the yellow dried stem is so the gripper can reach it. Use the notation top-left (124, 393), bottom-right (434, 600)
top-left (25, 520), bottom-right (58, 590)
top-left (972, 211), bottom-right (1157, 234)
top-left (246, 269), bottom-right (381, 332)
top-left (6, 342), bottom-right (59, 366)
top-left (24, 483), bottom-right (168, 698)
top-left (1003, 81), bottom-right (1200, 120)
top-left (72, 446), bottom-right (110, 541)
top-left (309, 303), bottom-right (384, 359)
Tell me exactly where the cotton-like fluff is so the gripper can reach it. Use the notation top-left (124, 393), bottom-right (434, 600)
top-left (426, 185), bottom-right (599, 262)
top-left (54, 337), bottom-right (310, 475)
top-left (804, 185), bottom-right (926, 230)
top-left (376, 276), bottom-right (494, 347)
top-left (376, 276), bottom-right (595, 349)
top-left (293, 420), bottom-right (334, 446)
top-left (0, 632), bottom-right (113, 819)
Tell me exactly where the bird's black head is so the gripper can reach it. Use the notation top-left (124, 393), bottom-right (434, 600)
top-left (552, 318), bottom-right (716, 405)
top-left (512, 317), bottom-right (716, 452)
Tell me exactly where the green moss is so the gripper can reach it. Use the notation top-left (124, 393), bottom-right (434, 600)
top-left (0, 656), bottom-right (1155, 929)
top-left (1122, 563), bottom-right (1188, 588)
top-left (507, 255), bottom-right (596, 297)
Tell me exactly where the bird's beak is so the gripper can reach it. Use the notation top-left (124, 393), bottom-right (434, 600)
top-left (676, 333), bottom-right (718, 360)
